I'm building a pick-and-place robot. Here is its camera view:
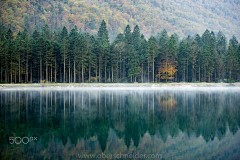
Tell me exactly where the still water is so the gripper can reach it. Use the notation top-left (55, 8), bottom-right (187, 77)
top-left (0, 87), bottom-right (240, 159)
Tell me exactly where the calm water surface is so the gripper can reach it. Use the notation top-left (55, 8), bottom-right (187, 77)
top-left (0, 87), bottom-right (240, 160)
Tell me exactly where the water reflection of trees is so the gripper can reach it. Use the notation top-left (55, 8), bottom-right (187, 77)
top-left (1, 90), bottom-right (240, 158)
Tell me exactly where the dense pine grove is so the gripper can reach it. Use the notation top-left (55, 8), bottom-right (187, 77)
top-left (0, 20), bottom-right (240, 83)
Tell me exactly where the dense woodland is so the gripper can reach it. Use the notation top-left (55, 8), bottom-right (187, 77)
top-left (0, 0), bottom-right (240, 41)
top-left (0, 20), bottom-right (240, 83)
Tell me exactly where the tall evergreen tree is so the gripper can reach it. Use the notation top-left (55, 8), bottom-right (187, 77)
top-left (226, 44), bottom-right (236, 80)
top-left (22, 28), bottom-right (30, 82)
top-left (230, 35), bottom-right (239, 53)
top-left (148, 36), bottom-right (158, 82)
top-left (140, 36), bottom-right (147, 82)
top-left (124, 25), bottom-right (132, 81)
top-left (168, 35), bottom-right (178, 81)
top-left (97, 20), bottom-right (110, 82)
top-left (79, 34), bottom-right (88, 82)
top-left (37, 36), bottom-right (45, 82)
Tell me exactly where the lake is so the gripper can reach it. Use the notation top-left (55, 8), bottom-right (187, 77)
top-left (1, 87), bottom-right (240, 159)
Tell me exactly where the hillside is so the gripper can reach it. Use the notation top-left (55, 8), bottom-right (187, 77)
top-left (0, 0), bottom-right (240, 41)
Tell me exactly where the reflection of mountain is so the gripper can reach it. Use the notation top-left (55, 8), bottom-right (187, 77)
top-left (1, 90), bottom-right (240, 159)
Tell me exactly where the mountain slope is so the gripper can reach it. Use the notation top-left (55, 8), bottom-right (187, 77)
top-left (0, 0), bottom-right (239, 41)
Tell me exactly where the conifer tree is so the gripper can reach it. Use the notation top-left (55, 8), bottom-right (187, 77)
top-left (226, 44), bottom-right (236, 81)
top-left (79, 34), bottom-right (88, 82)
top-left (22, 28), bottom-right (30, 82)
top-left (15, 31), bottom-right (24, 83)
top-left (124, 25), bottom-right (132, 80)
top-left (148, 36), bottom-right (158, 82)
top-left (140, 36), bottom-right (147, 82)
top-left (97, 20), bottom-right (109, 82)
top-left (168, 35), bottom-right (178, 81)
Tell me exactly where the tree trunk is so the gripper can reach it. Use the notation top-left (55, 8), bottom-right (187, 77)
top-left (30, 65), bottom-right (32, 83)
top-left (142, 62), bottom-right (143, 83)
top-left (26, 53), bottom-right (28, 82)
top-left (186, 59), bottom-right (188, 82)
top-left (51, 63), bottom-right (53, 83)
top-left (204, 66), bottom-right (206, 82)
top-left (105, 66), bottom-right (106, 82)
top-left (96, 63), bottom-right (98, 82)
top-left (153, 57), bottom-right (154, 83)
top-left (148, 61), bottom-right (149, 83)
top-left (11, 59), bottom-right (12, 83)
top-left (19, 55), bottom-right (21, 83)
top-left (69, 59), bottom-right (70, 83)
top-left (166, 60), bottom-right (167, 83)
top-left (55, 58), bottom-right (57, 83)
top-left (123, 56), bottom-right (125, 78)
top-left (82, 63), bottom-right (84, 83)
top-left (74, 59), bottom-right (76, 83)
top-left (64, 53), bottom-right (65, 83)
top-left (5, 69), bottom-right (7, 83)
top-left (99, 58), bottom-right (101, 82)
top-left (46, 62), bottom-right (48, 82)
top-left (215, 69), bottom-right (216, 82)
top-left (15, 70), bottom-right (16, 83)
top-left (40, 56), bottom-right (42, 83)
top-left (79, 66), bottom-right (81, 82)
top-left (199, 65), bottom-right (200, 82)
top-left (135, 76), bottom-right (136, 82)
top-left (120, 53), bottom-right (121, 79)
top-left (112, 66), bottom-right (113, 82)
top-left (0, 66), bottom-right (2, 83)
top-left (89, 63), bottom-right (91, 82)
top-left (230, 65), bottom-right (232, 80)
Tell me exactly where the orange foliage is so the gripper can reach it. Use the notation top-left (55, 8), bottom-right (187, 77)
top-left (156, 61), bottom-right (178, 80)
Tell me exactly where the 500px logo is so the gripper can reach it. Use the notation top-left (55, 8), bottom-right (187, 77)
top-left (8, 137), bottom-right (38, 144)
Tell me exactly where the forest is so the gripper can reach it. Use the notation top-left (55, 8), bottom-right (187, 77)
top-left (0, 20), bottom-right (240, 83)
top-left (0, 0), bottom-right (240, 41)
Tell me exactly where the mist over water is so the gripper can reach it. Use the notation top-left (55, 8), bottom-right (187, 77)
top-left (1, 88), bottom-right (240, 159)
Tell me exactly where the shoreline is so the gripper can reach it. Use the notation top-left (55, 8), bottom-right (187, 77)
top-left (1, 82), bottom-right (240, 88)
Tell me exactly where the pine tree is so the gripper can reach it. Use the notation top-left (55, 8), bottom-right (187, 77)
top-left (226, 44), bottom-right (236, 81)
top-left (140, 36), bottom-right (147, 82)
top-left (216, 31), bottom-right (227, 81)
top-left (97, 20), bottom-right (110, 82)
top-left (132, 25), bottom-right (141, 82)
top-left (22, 28), bottom-right (30, 82)
top-left (78, 34), bottom-right (88, 82)
top-left (86, 35), bottom-right (97, 82)
top-left (45, 40), bottom-right (53, 82)
top-left (209, 32), bottom-right (218, 82)
top-left (37, 36), bottom-right (45, 82)
top-left (52, 41), bottom-right (60, 82)
top-left (124, 25), bottom-right (132, 80)
top-left (178, 40), bottom-right (187, 82)
top-left (202, 29), bottom-right (211, 46)
top-left (236, 45), bottom-right (240, 80)
top-left (61, 37), bottom-right (68, 83)
top-left (15, 31), bottom-right (24, 83)
top-left (190, 41), bottom-right (198, 82)
top-left (113, 39), bottom-right (125, 81)
top-left (69, 26), bottom-right (78, 83)
top-left (148, 36), bottom-right (158, 82)
top-left (168, 35), bottom-right (178, 81)
top-left (230, 35), bottom-right (239, 53)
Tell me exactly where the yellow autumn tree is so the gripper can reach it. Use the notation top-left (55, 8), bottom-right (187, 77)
top-left (156, 61), bottom-right (178, 82)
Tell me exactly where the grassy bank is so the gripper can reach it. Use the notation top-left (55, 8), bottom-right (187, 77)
top-left (1, 82), bottom-right (240, 88)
